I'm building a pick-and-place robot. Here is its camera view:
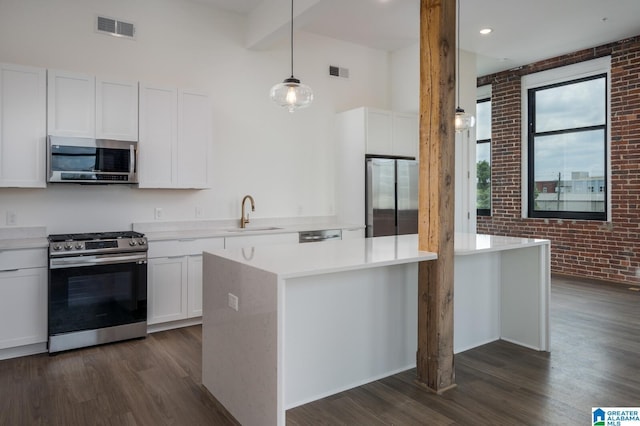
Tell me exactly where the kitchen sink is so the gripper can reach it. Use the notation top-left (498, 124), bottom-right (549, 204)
top-left (225, 226), bottom-right (283, 233)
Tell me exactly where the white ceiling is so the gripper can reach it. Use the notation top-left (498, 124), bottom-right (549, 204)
top-left (194, 0), bottom-right (640, 76)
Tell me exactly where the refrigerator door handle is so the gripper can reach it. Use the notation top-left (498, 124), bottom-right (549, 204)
top-left (365, 158), bottom-right (374, 238)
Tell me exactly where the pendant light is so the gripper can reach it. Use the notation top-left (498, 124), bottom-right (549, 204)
top-left (454, 0), bottom-right (475, 132)
top-left (269, 0), bottom-right (313, 112)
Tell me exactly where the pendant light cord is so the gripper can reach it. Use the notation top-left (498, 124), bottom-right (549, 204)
top-left (290, 0), bottom-right (294, 78)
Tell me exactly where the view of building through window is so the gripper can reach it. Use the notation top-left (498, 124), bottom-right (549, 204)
top-left (528, 74), bottom-right (607, 220)
top-left (476, 97), bottom-right (491, 216)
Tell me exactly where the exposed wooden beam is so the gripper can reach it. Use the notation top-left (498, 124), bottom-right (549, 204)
top-left (416, 0), bottom-right (456, 393)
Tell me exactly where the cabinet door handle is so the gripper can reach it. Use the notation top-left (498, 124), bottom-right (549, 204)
top-left (0, 269), bottom-right (20, 273)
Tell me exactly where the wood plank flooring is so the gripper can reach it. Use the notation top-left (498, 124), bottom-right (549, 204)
top-left (1, 275), bottom-right (639, 425)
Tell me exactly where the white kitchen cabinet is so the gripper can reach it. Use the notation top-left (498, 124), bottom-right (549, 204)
top-left (148, 256), bottom-right (188, 325)
top-left (178, 90), bottom-right (210, 188)
top-left (224, 232), bottom-right (298, 249)
top-left (48, 70), bottom-right (138, 140)
top-left (47, 70), bottom-right (95, 138)
top-left (187, 255), bottom-right (203, 317)
top-left (138, 84), bottom-right (177, 188)
top-left (343, 107), bottom-right (418, 158)
top-left (365, 108), bottom-right (393, 155)
top-left (335, 107), bottom-right (418, 225)
top-left (95, 78), bottom-right (139, 140)
top-left (0, 248), bottom-right (47, 352)
top-left (147, 237), bottom-right (223, 326)
top-left (0, 63), bottom-right (47, 187)
top-left (138, 84), bottom-right (211, 189)
top-left (392, 112), bottom-right (419, 158)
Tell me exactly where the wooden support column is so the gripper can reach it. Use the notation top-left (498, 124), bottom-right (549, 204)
top-left (416, 0), bottom-right (456, 393)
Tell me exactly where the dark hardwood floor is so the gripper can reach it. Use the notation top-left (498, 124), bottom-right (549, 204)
top-left (1, 275), bottom-right (639, 425)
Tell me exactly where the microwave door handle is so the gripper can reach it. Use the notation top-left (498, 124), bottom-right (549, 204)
top-left (130, 145), bottom-right (135, 174)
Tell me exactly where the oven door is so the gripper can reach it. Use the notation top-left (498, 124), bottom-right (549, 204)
top-left (48, 253), bottom-right (147, 352)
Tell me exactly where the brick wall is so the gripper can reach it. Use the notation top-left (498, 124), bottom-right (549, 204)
top-left (477, 35), bottom-right (640, 285)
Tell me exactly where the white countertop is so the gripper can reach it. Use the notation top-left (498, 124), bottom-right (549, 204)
top-left (134, 218), bottom-right (364, 241)
top-left (0, 227), bottom-right (48, 250)
top-left (205, 234), bottom-right (437, 279)
top-left (205, 232), bottom-right (550, 279)
top-left (454, 233), bottom-right (549, 256)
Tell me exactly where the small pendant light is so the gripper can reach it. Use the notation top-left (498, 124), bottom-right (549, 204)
top-left (454, 0), bottom-right (475, 132)
top-left (270, 0), bottom-right (313, 112)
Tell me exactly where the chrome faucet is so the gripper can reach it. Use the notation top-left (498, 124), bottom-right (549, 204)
top-left (240, 195), bottom-right (255, 228)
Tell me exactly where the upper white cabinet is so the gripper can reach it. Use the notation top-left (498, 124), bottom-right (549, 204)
top-left (47, 70), bottom-right (138, 140)
top-left (138, 83), bottom-right (211, 189)
top-left (178, 90), bottom-right (211, 188)
top-left (0, 63), bottom-right (47, 188)
top-left (347, 107), bottom-right (418, 158)
top-left (95, 78), bottom-right (139, 140)
top-left (138, 84), bottom-right (177, 188)
top-left (47, 70), bottom-right (95, 138)
top-left (365, 108), bottom-right (393, 155)
top-left (391, 112), bottom-right (419, 158)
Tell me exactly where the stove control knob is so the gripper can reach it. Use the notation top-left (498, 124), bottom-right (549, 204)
top-left (64, 243), bottom-right (73, 250)
top-left (53, 244), bottom-right (62, 251)
top-left (138, 239), bottom-right (146, 246)
top-left (129, 240), bottom-right (137, 246)
top-left (75, 243), bottom-right (83, 249)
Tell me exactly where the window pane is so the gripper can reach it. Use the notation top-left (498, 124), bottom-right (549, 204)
top-left (533, 130), bottom-right (605, 213)
top-left (476, 100), bottom-right (491, 140)
top-left (535, 77), bottom-right (605, 133)
top-left (476, 142), bottom-right (491, 211)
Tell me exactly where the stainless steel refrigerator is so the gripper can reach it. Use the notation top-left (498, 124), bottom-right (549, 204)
top-left (365, 156), bottom-right (419, 237)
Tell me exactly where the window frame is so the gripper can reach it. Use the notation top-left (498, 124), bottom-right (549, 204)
top-left (476, 95), bottom-right (491, 217)
top-left (521, 57), bottom-right (611, 221)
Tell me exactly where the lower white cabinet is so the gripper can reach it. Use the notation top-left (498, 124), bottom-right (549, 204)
top-left (0, 249), bottom-right (47, 351)
top-left (147, 237), bottom-right (223, 325)
top-left (187, 255), bottom-right (203, 317)
top-left (148, 256), bottom-right (188, 325)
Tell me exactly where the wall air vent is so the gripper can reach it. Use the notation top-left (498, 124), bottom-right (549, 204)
top-left (329, 65), bottom-right (349, 79)
top-left (96, 16), bottom-right (136, 39)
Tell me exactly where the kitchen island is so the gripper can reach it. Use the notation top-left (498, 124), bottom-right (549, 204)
top-left (202, 233), bottom-right (550, 426)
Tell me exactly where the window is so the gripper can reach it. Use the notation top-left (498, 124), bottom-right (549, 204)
top-left (476, 87), bottom-right (491, 216)
top-left (524, 58), bottom-right (609, 221)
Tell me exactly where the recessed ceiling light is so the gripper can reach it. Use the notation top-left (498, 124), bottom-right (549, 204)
top-left (480, 28), bottom-right (493, 35)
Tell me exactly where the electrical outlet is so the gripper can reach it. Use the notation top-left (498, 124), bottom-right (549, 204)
top-left (154, 207), bottom-right (163, 220)
top-left (195, 206), bottom-right (203, 218)
top-left (228, 293), bottom-right (239, 311)
top-left (6, 211), bottom-right (17, 226)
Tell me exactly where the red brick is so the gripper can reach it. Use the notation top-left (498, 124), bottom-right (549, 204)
top-left (477, 34), bottom-right (640, 286)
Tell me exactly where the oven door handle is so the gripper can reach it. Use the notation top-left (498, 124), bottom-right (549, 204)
top-left (50, 253), bottom-right (148, 269)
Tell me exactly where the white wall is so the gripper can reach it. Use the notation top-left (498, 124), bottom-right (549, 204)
top-left (390, 44), bottom-right (419, 113)
top-left (0, 0), bottom-right (390, 233)
top-left (391, 44), bottom-right (477, 232)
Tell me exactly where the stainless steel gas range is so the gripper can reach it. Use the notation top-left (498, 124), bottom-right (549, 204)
top-left (47, 231), bottom-right (148, 353)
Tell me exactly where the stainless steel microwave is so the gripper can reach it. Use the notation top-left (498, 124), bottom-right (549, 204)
top-left (47, 136), bottom-right (138, 184)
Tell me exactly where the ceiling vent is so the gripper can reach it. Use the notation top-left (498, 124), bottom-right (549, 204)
top-left (329, 65), bottom-right (349, 79)
top-left (96, 16), bottom-right (136, 39)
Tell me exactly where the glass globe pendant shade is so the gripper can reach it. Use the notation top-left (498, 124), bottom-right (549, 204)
top-left (455, 107), bottom-right (475, 133)
top-left (270, 77), bottom-right (313, 113)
